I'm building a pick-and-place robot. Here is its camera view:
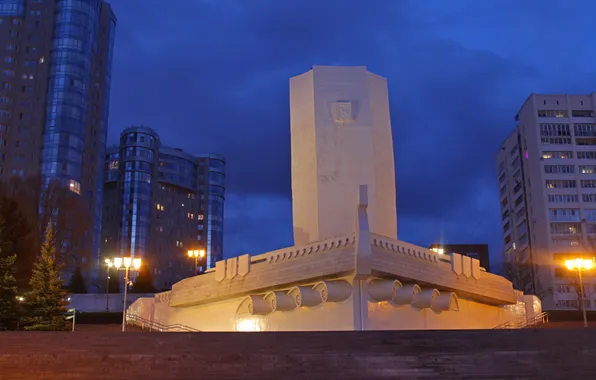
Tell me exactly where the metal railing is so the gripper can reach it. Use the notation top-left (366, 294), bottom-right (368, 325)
top-left (126, 314), bottom-right (201, 332)
top-left (493, 312), bottom-right (549, 329)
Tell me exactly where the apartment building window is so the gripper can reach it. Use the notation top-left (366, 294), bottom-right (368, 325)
top-left (504, 234), bottom-right (511, 244)
top-left (0, 110), bottom-right (11, 118)
top-left (548, 194), bottom-right (579, 203)
top-left (574, 124), bottom-right (596, 137)
top-left (514, 195), bottom-right (524, 206)
top-left (156, 203), bottom-right (164, 211)
top-left (175, 241), bottom-right (183, 247)
top-left (548, 209), bottom-right (580, 222)
top-left (583, 194), bottom-right (596, 203)
top-left (577, 152), bottom-right (596, 159)
top-left (0, 96), bottom-right (11, 104)
top-left (498, 172), bottom-right (506, 183)
top-left (580, 165), bottom-right (596, 174)
top-left (552, 238), bottom-right (580, 247)
top-left (540, 123), bottom-right (571, 144)
top-left (542, 151), bottom-right (573, 159)
top-left (197, 214), bottom-right (204, 220)
top-left (586, 223), bottom-right (596, 234)
top-left (69, 180), bottom-right (80, 195)
top-left (550, 223), bottom-right (581, 235)
top-left (546, 179), bottom-right (576, 188)
top-left (503, 222), bottom-right (510, 233)
top-left (576, 138), bottom-right (596, 146)
top-left (584, 210), bottom-right (596, 222)
top-left (573, 110), bottom-right (594, 117)
top-left (509, 145), bottom-right (518, 156)
top-left (515, 208), bottom-right (525, 221)
top-left (556, 300), bottom-right (578, 308)
top-left (502, 210), bottom-right (510, 220)
top-left (556, 284), bottom-right (573, 293)
top-left (581, 180), bottom-right (596, 188)
top-left (544, 165), bottom-right (574, 174)
top-left (187, 213), bottom-right (194, 220)
top-left (500, 185), bottom-right (507, 197)
top-left (538, 110), bottom-right (568, 118)
top-left (511, 156), bottom-right (521, 169)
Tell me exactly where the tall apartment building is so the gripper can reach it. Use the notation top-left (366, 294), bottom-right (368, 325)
top-left (497, 93), bottom-right (596, 311)
top-left (0, 1), bottom-right (116, 283)
top-left (102, 127), bottom-right (225, 291)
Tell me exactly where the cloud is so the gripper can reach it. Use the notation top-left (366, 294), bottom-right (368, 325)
top-left (106, 0), bottom-right (596, 263)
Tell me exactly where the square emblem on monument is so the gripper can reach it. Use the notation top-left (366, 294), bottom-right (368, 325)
top-left (333, 101), bottom-right (354, 123)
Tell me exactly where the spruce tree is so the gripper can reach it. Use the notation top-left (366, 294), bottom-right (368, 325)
top-left (0, 254), bottom-right (21, 330)
top-left (24, 221), bottom-right (70, 331)
top-left (68, 266), bottom-right (88, 293)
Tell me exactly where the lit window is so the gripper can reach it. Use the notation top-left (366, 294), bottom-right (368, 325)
top-left (156, 203), bottom-right (164, 211)
top-left (176, 241), bottom-right (183, 247)
top-left (188, 213), bottom-right (194, 220)
top-left (69, 180), bottom-right (80, 195)
top-left (198, 214), bottom-right (204, 220)
top-left (39, 56), bottom-right (44, 63)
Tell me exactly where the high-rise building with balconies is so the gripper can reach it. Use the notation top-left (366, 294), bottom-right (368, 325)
top-left (102, 126), bottom-right (225, 291)
top-left (497, 93), bottom-right (596, 311)
top-left (0, 1), bottom-right (116, 288)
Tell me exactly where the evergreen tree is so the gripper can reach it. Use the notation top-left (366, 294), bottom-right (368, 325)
top-left (24, 222), bottom-right (70, 331)
top-left (0, 195), bottom-right (35, 291)
top-left (131, 264), bottom-right (157, 293)
top-left (67, 266), bottom-right (87, 293)
top-left (0, 254), bottom-right (21, 330)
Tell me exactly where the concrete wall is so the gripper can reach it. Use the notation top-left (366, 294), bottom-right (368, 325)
top-left (2, 329), bottom-right (596, 379)
top-left (69, 293), bottom-right (154, 313)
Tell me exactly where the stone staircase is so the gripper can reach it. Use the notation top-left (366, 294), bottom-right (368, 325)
top-left (493, 311), bottom-right (549, 329)
top-left (2, 329), bottom-right (596, 379)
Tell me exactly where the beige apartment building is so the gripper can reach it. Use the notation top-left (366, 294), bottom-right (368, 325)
top-left (497, 93), bottom-right (596, 311)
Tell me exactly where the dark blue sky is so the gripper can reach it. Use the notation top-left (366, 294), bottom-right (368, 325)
top-left (106, 0), bottom-right (596, 272)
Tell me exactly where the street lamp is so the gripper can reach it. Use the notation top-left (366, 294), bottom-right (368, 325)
top-left (104, 259), bottom-right (113, 313)
top-left (187, 249), bottom-right (206, 275)
top-left (106, 256), bottom-right (142, 332)
top-left (565, 258), bottom-right (594, 328)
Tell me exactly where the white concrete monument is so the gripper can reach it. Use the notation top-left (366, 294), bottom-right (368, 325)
top-left (126, 66), bottom-right (542, 333)
top-left (290, 66), bottom-right (397, 245)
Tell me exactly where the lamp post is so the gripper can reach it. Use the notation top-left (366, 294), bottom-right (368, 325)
top-left (104, 259), bottom-right (113, 313)
top-left (565, 258), bottom-right (594, 328)
top-left (187, 249), bottom-right (206, 275)
top-left (106, 256), bottom-right (142, 332)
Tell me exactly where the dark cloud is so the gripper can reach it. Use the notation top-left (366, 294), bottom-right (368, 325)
top-left (106, 0), bottom-right (596, 264)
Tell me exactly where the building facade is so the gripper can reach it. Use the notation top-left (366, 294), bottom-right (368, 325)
top-left (290, 66), bottom-right (397, 246)
top-left (497, 93), bottom-right (596, 311)
top-left (0, 0), bottom-right (116, 282)
top-left (429, 244), bottom-right (491, 273)
top-left (102, 126), bottom-right (225, 291)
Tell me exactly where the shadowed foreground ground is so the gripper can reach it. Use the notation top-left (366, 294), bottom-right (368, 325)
top-left (1, 328), bottom-right (596, 379)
